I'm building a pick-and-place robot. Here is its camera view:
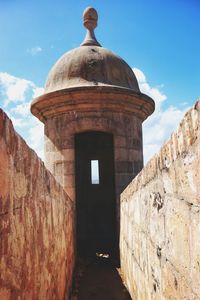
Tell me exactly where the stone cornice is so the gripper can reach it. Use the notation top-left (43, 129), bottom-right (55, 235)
top-left (31, 86), bottom-right (155, 122)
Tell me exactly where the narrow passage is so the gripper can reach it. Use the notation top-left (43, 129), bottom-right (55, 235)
top-left (71, 255), bottom-right (131, 300)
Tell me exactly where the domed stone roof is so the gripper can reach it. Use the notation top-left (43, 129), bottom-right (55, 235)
top-left (31, 7), bottom-right (155, 123)
top-left (44, 7), bottom-right (140, 94)
top-left (45, 46), bottom-right (140, 93)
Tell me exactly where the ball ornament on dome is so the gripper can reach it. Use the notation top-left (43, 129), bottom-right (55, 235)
top-left (83, 7), bottom-right (98, 31)
top-left (81, 7), bottom-right (101, 47)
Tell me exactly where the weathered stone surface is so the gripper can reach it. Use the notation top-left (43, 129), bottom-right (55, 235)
top-left (120, 100), bottom-right (200, 299)
top-left (0, 109), bottom-right (75, 300)
top-left (43, 111), bottom-right (144, 232)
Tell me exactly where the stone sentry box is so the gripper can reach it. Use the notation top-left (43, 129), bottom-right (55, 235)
top-left (31, 7), bottom-right (154, 258)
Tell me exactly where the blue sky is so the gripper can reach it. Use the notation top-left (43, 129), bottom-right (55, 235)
top-left (0, 0), bottom-right (199, 162)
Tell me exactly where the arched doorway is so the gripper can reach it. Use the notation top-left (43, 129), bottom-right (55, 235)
top-left (75, 131), bottom-right (117, 259)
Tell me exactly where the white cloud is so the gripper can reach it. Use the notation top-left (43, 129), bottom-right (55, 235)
top-left (133, 68), bottom-right (167, 109)
top-left (133, 67), bottom-right (146, 83)
top-left (10, 116), bottom-right (26, 128)
top-left (0, 72), bottom-right (44, 160)
top-left (32, 86), bottom-right (44, 98)
top-left (133, 67), bottom-right (188, 163)
top-left (11, 102), bottom-right (31, 116)
top-left (0, 72), bottom-right (33, 106)
top-left (0, 72), bottom-right (44, 108)
top-left (28, 46), bottom-right (43, 56)
top-left (28, 118), bottom-right (44, 160)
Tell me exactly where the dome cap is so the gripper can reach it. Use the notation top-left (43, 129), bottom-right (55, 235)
top-left (31, 7), bottom-right (155, 123)
top-left (44, 7), bottom-right (141, 93)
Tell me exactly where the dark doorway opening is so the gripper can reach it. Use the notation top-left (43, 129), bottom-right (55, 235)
top-left (75, 131), bottom-right (117, 261)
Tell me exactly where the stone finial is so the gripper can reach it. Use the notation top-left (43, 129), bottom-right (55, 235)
top-left (83, 7), bottom-right (98, 30)
top-left (81, 7), bottom-right (101, 47)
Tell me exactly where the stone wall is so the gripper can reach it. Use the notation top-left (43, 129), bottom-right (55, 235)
top-left (44, 110), bottom-right (143, 202)
top-left (120, 100), bottom-right (200, 299)
top-left (0, 109), bottom-right (75, 300)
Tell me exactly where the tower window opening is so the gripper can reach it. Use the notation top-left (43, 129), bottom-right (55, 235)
top-left (91, 160), bottom-right (99, 184)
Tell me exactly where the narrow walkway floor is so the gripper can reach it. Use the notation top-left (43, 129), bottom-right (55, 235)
top-left (71, 256), bottom-right (131, 300)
